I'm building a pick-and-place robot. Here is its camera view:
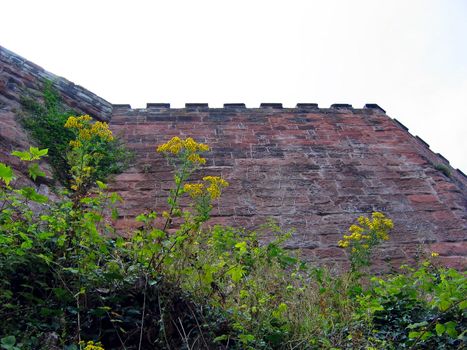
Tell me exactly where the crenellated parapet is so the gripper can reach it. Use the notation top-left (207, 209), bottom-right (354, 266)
top-left (110, 102), bottom-right (465, 184)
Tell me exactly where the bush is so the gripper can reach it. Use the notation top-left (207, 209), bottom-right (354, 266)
top-left (357, 261), bottom-right (467, 348)
top-left (19, 81), bottom-right (132, 187)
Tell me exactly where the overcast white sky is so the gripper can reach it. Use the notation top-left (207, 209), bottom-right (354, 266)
top-left (1, 0), bottom-right (466, 171)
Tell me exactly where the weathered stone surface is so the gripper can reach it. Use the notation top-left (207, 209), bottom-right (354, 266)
top-left (109, 107), bottom-right (467, 269)
top-left (0, 45), bottom-right (465, 270)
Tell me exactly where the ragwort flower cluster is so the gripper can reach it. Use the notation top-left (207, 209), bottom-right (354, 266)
top-left (183, 176), bottom-right (229, 200)
top-left (64, 115), bottom-right (114, 192)
top-left (156, 136), bottom-right (228, 223)
top-left (203, 176), bottom-right (229, 199)
top-left (157, 136), bottom-right (209, 165)
top-left (65, 115), bottom-right (113, 146)
top-left (79, 340), bottom-right (105, 350)
top-left (338, 212), bottom-right (393, 270)
top-left (338, 212), bottom-right (393, 248)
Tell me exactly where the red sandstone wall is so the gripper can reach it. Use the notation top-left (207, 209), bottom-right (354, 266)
top-left (109, 104), bottom-right (467, 270)
top-left (1, 45), bottom-right (466, 270)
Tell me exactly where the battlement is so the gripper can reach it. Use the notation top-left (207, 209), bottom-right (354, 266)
top-left (109, 102), bottom-right (465, 183)
top-left (111, 102), bottom-right (386, 113)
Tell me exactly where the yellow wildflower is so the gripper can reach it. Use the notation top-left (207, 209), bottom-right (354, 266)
top-left (66, 115), bottom-right (114, 143)
top-left (183, 137), bottom-right (198, 152)
top-left (79, 129), bottom-right (92, 140)
top-left (83, 166), bottom-right (93, 174)
top-left (79, 115), bottom-right (92, 121)
top-left (357, 216), bottom-right (366, 226)
top-left (379, 232), bottom-right (390, 241)
top-left (79, 340), bottom-right (105, 350)
top-left (65, 115), bottom-right (93, 129)
top-left (187, 153), bottom-right (206, 165)
top-left (157, 136), bottom-right (183, 154)
top-left (64, 116), bottom-right (79, 128)
top-left (69, 140), bottom-right (82, 148)
top-left (91, 121), bottom-right (114, 141)
top-left (197, 143), bottom-right (210, 152)
top-left (349, 225), bottom-right (364, 234)
top-left (203, 176), bottom-right (229, 199)
top-left (338, 240), bottom-right (349, 248)
top-left (431, 251), bottom-right (439, 257)
top-left (338, 212), bottom-right (393, 251)
top-left (183, 183), bottom-right (205, 198)
top-left (157, 136), bottom-right (210, 156)
top-left (372, 212), bottom-right (385, 219)
top-left (383, 218), bottom-right (394, 229)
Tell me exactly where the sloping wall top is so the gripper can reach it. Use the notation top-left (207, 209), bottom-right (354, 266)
top-left (0, 45), bottom-right (112, 121)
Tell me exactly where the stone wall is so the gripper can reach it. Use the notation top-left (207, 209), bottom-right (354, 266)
top-left (109, 103), bottom-right (466, 270)
top-left (0, 45), bottom-right (465, 270)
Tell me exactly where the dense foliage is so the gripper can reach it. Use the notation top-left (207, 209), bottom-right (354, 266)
top-left (19, 81), bottom-right (132, 186)
top-left (0, 115), bottom-right (465, 349)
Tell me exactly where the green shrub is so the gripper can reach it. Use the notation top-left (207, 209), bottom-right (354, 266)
top-left (19, 81), bottom-right (132, 187)
top-left (358, 262), bottom-right (466, 349)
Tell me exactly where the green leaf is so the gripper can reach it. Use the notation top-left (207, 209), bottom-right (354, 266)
top-left (445, 321), bottom-right (458, 338)
top-left (229, 266), bottom-right (245, 282)
top-left (421, 331), bottom-right (433, 341)
top-left (11, 150), bottom-right (32, 161)
top-left (110, 192), bottom-right (123, 204)
top-left (96, 180), bottom-right (107, 189)
top-left (272, 302), bottom-right (288, 318)
top-left (135, 214), bottom-right (147, 222)
top-left (1, 335), bottom-right (16, 347)
top-left (438, 299), bottom-right (451, 311)
top-left (238, 334), bottom-right (255, 344)
top-left (0, 163), bottom-right (14, 185)
top-left (235, 241), bottom-right (247, 254)
top-left (12, 147), bottom-right (48, 162)
top-left (37, 253), bottom-right (52, 264)
top-left (435, 323), bottom-right (445, 336)
top-left (28, 163), bottom-right (46, 181)
top-left (18, 187), bottom-right (48, 203)
top-left (213, 335), bottom-right (228, 343)
top-left (21, 240), bottom-right (33, 250)
top-left (37, 232), bottom-right (55, 240)
top-left (408, 331), bottom-right (420, 339)
top-left (407, 321), bottom-right (428, 329)
top-left (149, 229), bottom-right (165, 239)
top-left (30, 147), bottom-right (48, 158)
